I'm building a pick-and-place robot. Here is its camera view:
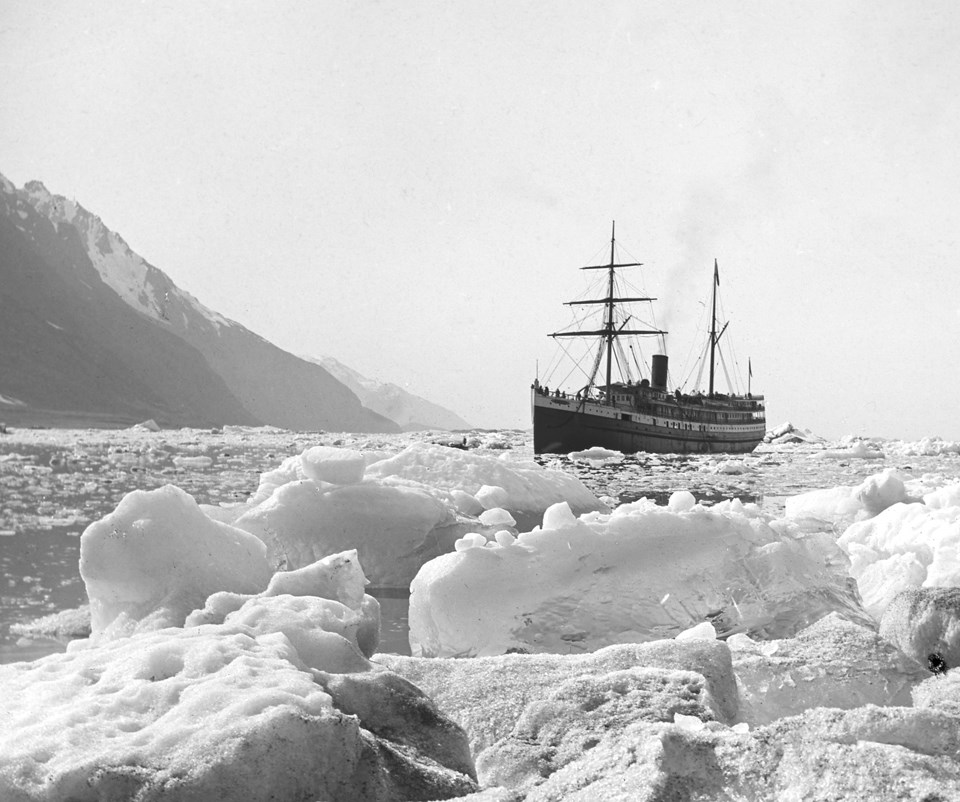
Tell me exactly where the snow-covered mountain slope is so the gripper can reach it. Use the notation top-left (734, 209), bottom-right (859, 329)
top-left (0, 172), bottom-right (398, 432)
top-left (308, 356), bottom-right (472, 432)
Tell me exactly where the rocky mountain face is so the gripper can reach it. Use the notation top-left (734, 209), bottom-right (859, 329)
top-left (309, 356), bottom-right (472, 432)
top-left (0, 173), bottom-right (399, 432)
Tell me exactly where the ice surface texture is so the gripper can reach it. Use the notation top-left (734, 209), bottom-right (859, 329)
top-left (381, 615), bottom-right (952, 800)
top-left (0, 610), bottom-right (478, 801)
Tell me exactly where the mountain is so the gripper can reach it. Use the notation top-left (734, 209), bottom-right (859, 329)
top-left (308, 356), bottom-right (472, 432)
top-left (0, 172), bottom-right (398, 432)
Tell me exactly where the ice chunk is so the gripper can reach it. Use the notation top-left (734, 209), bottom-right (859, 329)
top-left (454, 532), bottom-right (488, 552)
top-left (838, 499), bottom-right (960, 618)
top-left (880, 587), bottom-right (960, 673)
top-left (764, 421), bottom-right (826, 444)
top-left (173, 454), bottom-right (214, 468)
top-left (365, 442), bottom-right (605, 515)
top-left (300, 445), bottom-right (366, 485)
top-left (494, 530), bottom-right (516, 547)
top-left (785, 469), bottom-right (911, 530)
top-left (450, 488), bottom-right (484, 515)
top-left (233, 478), bottom-right (457, 587)
top-left (541, 500), bottom-right (580, 530)
top-left (568, 446), bottom-right (623, 463)
top-left (476, 667), bottom-right (717, 793)
top-left (80, 485), bottom-right (272, 633)
top-left (667, 490), bottom-right (696, 512)
top-left (185, 550), bottom-right (380, 657)
top-left (0, 606), bottom-right (477, 800)
top-left (676, 621), bottom-right (717, 641)
top-left (380, 634), bottom-right (959, 799)
top-left (820, 439), bottom-right (885, 460)
top-left (914, 669), bottom-right (960, 716)
top-left (478, 507), bottom-right (516, 527)
top-left (377, 638), bottom-right (737, 756)
top-left (409, 497), bottom-right (866, 657)
top-left (475, 484), bottom-right (509, 509)
top-left (729, 613), bottom-right (927, 725)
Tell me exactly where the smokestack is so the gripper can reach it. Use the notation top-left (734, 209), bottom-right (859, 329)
top-left (651, 354), bottom-right (668, 390)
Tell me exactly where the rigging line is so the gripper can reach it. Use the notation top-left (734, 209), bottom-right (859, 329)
top-left (614, 339), bottom-right (632, 383)
top-left (718, 349), bottom-right (736, 396)
top-left (553, 340), bottom-right (596, 385)
top-left (693, 343), bottom-right (707, 392)
top-left (629, 344), bottom-right (644, 380)
top-left (678, 301), bottom-right (709, 388)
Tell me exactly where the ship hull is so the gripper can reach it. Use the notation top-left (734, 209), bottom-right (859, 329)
top-left (533, 394), bottom-right (764, 455)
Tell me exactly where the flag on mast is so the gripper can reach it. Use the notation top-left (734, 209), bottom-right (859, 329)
top-left (714, 259), bottom-right (719, 285)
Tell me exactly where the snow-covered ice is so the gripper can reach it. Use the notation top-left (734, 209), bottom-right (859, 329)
top-left (0, 584), bottom-right (477, 801)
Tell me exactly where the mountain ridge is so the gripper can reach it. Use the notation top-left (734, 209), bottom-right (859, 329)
top-left (0, 172), bottom-right (449, 432)
top-left (307, 356), bottom-right (472, 432)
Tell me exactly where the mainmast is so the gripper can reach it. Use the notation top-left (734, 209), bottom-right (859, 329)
top-left (549, 222), bottom-right (666, 403)
top-left (604, 222), bottom-right (617, 400)
top-left (709, 259), bottom-right (718, 397)
top-left (707, 259), bottom-right (729, 396)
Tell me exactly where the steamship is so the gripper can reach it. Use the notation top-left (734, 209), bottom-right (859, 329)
top-left (532, 224), bottom-right (766, 455)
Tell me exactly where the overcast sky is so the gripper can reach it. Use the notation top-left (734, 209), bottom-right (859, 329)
top-left (2, 1), bottom-right (959, 439)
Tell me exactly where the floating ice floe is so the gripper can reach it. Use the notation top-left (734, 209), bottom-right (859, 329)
top-left (567, 446), bottom-right (624, 464)
top-left (763, 421), bottom-right (826, 445)
top-left (784, 468), bottom-right (915, 530)
top-left (408, 493), bottom-right (869, 657)
top-left (886, 436), bottom-right (960, 457)
top-left (819, 436), bottom-right (885, 460)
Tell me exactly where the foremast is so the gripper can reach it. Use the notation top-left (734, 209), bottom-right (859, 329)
top-left (549, 221), bottom-right (666, 405)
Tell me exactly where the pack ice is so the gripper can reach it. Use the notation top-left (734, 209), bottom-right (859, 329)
top-left (7, 438), bottom-right (960, 799)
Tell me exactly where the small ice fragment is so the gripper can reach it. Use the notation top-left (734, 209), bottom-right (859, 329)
top-left (542, 501), bottom-right (578, 530)
top-left (668, 491), bottom-right (696, 512)
top-left (479, 507), bottom-right (516, 527)
top-left (676, 621), bottom-right (717, 641)
top-left (475, 485), bottom-right (509, 510)
top-left (731, 722), bottom-right (750, 733)
top-left (454, 532), bottom-right (487, 551)
top-left (494, 530), bottom-right (515, 547)
top-left (674, 713), bottom-right (705, 731)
